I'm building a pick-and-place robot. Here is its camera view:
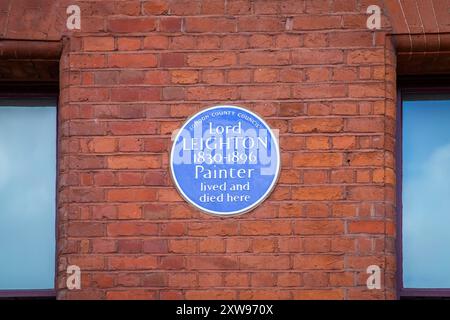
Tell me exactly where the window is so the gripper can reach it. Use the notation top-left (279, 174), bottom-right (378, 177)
top-left (399, 81), bottom-right (450, 297)
top-left (0, 97), bottom-right (57, 297)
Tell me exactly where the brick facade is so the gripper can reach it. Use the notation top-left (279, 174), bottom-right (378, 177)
top-left (0, 0), bottom-right (448, 300)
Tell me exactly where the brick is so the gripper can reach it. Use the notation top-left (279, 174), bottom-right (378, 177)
top-left (292, 186), bottom-right (343, 200)
top-left (240, 255), bottom-right (290, 270)
top-left (347, 49), bottom-right (385, 64)
top-left (304, 238), bottom-right (331, 253)
top-left (240, 221), bottom-right (292, 235)
top-left (111, 87), bottom-right (160, 101)
top-left (292, 85), bottom-right (346, 99)
top-left (89, 138), bottom-right (116, 153)
top-left (169, 239), bottom-right (197, 254)
top-left (142, 273), bottom-right (167, 287)
top-left (226, 238), bottom-right (251, 253)
top-left (292, 49), bottom-right (343, 65)
top-left (108, 18), bottom-right (157, 32)
top-left (228, 69), bottom-right (252, 83)
top-left (292, 153), bottom-right (343, 167)
top-left (108, 256), bottom-right (157, 271)
top-left (143, 137), bottom-right (167, 152)
top-left (202, 70), bottom-right (225, 84)
top-left (348, 221), bottom-right (385, 234)
top-left (108, 53), bottom-right (157, 68)
top-left (167, 0), bottom-right (200, 15)
top-left (70, 54), bottom-right (106, 69)
top-left (170, 70), bottom-right (199, 84)
top-left (107, 222), bottom-right (158, 236)
top-left (276, 34), bottom-right (303, 48)
top-left (160, 53), bottom-right (185, 67)
top-left (330, 169), bottom-right (353, 183)
top-left (303, 272), bottom-right (329, 287)
top-left (188, 222), bottom-right (238, 236)
top-left (251, 272), bottom-right (276, 286)
top-left (349, 84), bottom-right (385, 98)
top-left (305, 136), bottom-right (329, 150)
top-left (158, 189), bottom-right (182, 202)
top-left (331, 238), bottom-right (356, 252)
top-left (279, 103), bottom-right (305, 116)
top-left (118, 240), bottom-right (142, 253)
top-left (294, 255), bottom-right (344, 270)
top-left (238, 17), bottom-right (284, 32)
top-left (163, 87), bottom-right (185, 100)
top-left (254, 68), bottom-right (278, 82)
top-left (240, 85), bottom-right (290, 100)
top-left (332, 136), bottom-right (356, 149)
top-left (333, 0), bottom-right (357, 11)
top-left (240, 290), bottom-right (291, 299)
top-left (168, 273), bottom-right (196, 287)
top-left (304, 33), bottom-right (328, 47)
top-left (107, 155), bottom-right (161, 169)
top-left (159, 257), bottom-right (185, 270)
top-left (69, 256), bottom-right (105, 270)
top-left (144, 172), bottom-right (167, 186)
top-left (277, 272), bottom-right (302, 287)
top-left (94, 172), bottom-right (115, 186)
top-left (252, 238), bottom-right (277, 252)
top-left (84, 37), bottom-right (115, 51)
top-left (222, 35), bottom-right (248, 49)
top-left (240, 51), bottom-right (290, 66)
top-left (199, 239), bottom-right (225, 253)
top-left (306, 67), bottom-right (329, 82)
top-left (91, 273), bottom-right (115, 288)
top-left (92, 239), bottom-right (116, 253)
top-left (142, 0), bottom-right (169, 14)
top-left (143, 35), bottom-right (168, 49)
top-left (304, 203), bottom-right (329, 217)
top-left (348, 152), bottom-right (384, 166)
top-left (291, 118), bottom-right (343, 133)
top-left (68, 222), bottom-right (104, 237)
top-left (198, 273), bottom-right (223, 287)
top-left (186, 86), bottom-right (238, 100)
top-left (187, 256), bottom-right (239, 270)
top-left (201, 0), bottom-right (225, 14)
top-left (293, 289), bottom-right (344, 300)
top-left (185, 17), bottom-right (236, 32)
top-left (117, 138), bottom-right (142, 152)
top-left (143, 239), bottom-right (169, 253)
top-left (117, 203), bottom-right (142, 219)
top-left (347, 186), bottom-right (384, 201)
top-left (106, 189), bottom-right (158, 202)
top-left (70, 88), bottom-right (109, 102)
top-left (187, 53), bottom-right (236, 67)
top-left (346, 117), bottom-right (384, 132)
top-left (332, 68), bottom-right (358, 81)
top-left (293, 16), bottom-right (342, 30)
top-left (159, 222), bottom-right (185, 236)
top-left (247, 35), bottom-right (271, 50)
top-left (279, 169), bottom-right (301, 184)
top-left (94, 71), bottom-right (118, 85)
top-left (185, 290), bottom-right (236, 300)
top-left (160, 17), bottom-right (182, 32)
top-left (294, 220), bottom-right (344, 235)
top-left (329, 32), bottom-right (372, 47)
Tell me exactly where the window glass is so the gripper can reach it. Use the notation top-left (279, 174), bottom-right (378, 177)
top-left (403, 94), bottom-right (450, 288)
top-left (0, 101), bottom-right (56, 290)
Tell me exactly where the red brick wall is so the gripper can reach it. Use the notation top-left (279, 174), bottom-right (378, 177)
top-left (0, 0), bottom-right (405, 299)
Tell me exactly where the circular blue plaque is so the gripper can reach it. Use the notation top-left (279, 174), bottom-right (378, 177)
top-left (170, 105), bottom-right (280, 216)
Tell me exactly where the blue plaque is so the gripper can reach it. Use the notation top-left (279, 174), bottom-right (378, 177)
top-left (170, 105), bottom-right (280, 216)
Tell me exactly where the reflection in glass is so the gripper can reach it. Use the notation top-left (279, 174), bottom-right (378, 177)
top-left (403, 95), bottom-right (450, 288)
top-left (0, 104), bottom-right (56, 290)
